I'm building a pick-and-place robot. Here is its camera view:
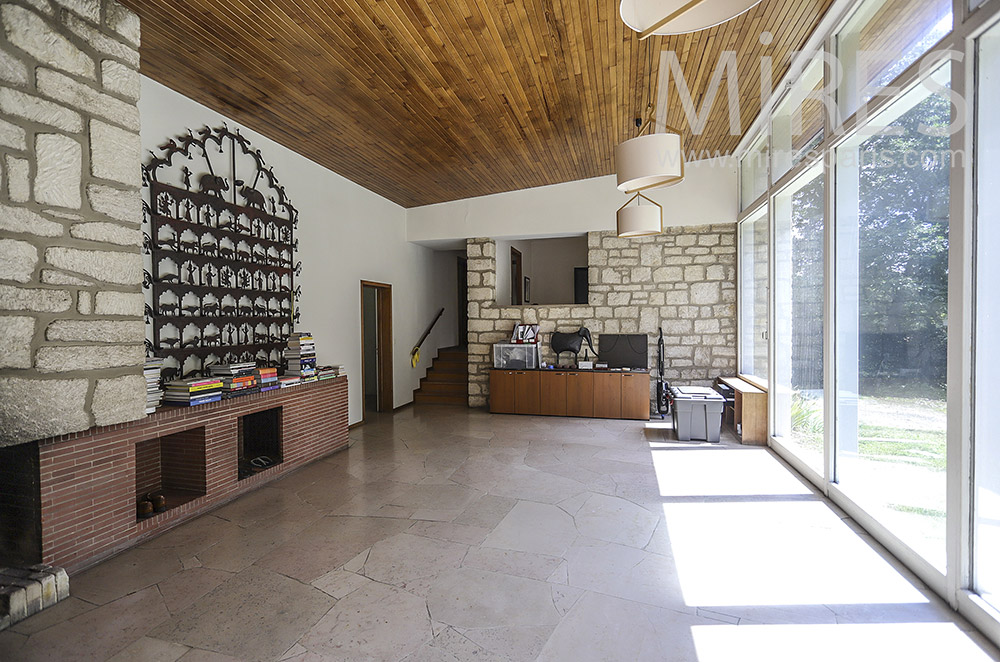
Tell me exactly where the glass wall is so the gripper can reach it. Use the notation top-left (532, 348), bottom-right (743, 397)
top-left (836, 0), bottom-right (952, 119)
top-left (975, 20), bottom-right (1000, 614)
top-left (771, 59), bottom-right (825, 183)
top-left (740, 135), bottom-right (769, 210)
top-left (739, 208), bottom-right (769, 382)
top-left (772, 165), bottom-right (825, 476)
top-left (834, 69), bottom-right (951, 571)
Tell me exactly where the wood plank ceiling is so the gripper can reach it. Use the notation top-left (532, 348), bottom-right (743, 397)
top-left (124, 0), bottom-right (833, 207)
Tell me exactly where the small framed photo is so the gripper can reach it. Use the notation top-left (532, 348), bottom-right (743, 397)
top-left (523, 277), bottom-right (530, 303)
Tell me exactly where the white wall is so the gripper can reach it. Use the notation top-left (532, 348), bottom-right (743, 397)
top-left (406, 156), bottom-right (738, 244)
top-left (140, 78), bottom-right (457, 425)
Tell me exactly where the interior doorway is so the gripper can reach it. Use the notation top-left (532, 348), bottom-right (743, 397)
top-left (510, 247), bottom-right (523, 305)
top-left (457, 256), bottom-right (468, 345)
top-left (361, 281), bottom-right (393, 419)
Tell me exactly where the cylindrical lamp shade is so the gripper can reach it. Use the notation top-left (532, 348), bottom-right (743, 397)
top-left (617, 203), bottom-right (662, 237)
top-left (616, 132), bottom-right (684, 193)
top-left (620, 0), bottom-right (763, 36)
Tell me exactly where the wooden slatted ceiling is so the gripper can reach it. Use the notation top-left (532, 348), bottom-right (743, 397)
top-left (125, 0), bottom-right (833, 207)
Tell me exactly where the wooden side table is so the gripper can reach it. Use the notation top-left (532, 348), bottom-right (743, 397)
top-left (719, 376), bottom-right (768, 445)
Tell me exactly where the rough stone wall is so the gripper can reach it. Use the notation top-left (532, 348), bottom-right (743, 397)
top-left (0, 0), bottom-right (144, 446)
top-left (466, 225), bottom-right (738, 408)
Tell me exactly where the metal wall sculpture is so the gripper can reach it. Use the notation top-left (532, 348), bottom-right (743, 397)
top-left (142, 123), bottom-right (300, 381)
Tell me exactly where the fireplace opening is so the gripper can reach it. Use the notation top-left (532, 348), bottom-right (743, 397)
top-left (0, 442), bottom-right (42, 567)
top-left (238, 407), bottom-right (283, 480)
top-left (135, 427), bottom-right (207, 520)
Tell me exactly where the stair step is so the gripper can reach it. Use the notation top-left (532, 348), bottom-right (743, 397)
top-left (429, 360), bottom-right (467, 373)
top-left (422, 371), bottom-right (467, 384)
top-left (414, 392), bottom-right (468, 406)
top-left (418, 381), bottom-right (467, 395)
top-left (436, 348), bottom-right (468, 361)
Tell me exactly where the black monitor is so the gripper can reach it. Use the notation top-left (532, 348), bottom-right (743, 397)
top-left (598, 334), bottom-right (648, 369)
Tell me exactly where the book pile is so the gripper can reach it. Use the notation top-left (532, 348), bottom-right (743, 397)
top-left (144, 357), bottom-right (164, 414)
top-left (207, 363), bottom-right (259, 399)
top-left (258, 366), bottom-right (279, 393)
top-left (316, 365), bottom-right (344, 380)
top-left (284, 332), bottom-right (317, 381)
top-left (163, 377), bottom-right (223, 406)
top-left (279, 375), bottom-right (301, 388)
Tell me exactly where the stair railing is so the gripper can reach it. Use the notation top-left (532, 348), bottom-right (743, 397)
top-left (410, 307), bottom-right (445, 367)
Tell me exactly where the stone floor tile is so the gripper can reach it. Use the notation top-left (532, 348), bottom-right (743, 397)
top-left (106, 636), bottom-right (190, 662)
top-left (460, 624), bottom-right (556, 660)
top-left (16, 586), bottom-right (169, 662)
top-left (426, 567), bottom-right (561, 630)
top-left (255, 515), bottom-right (411, 582)
top-left (71, 547), bottom-right (183, 605)
top-left (406, 520), bottom-right (491, 545)
top-left (152, 565), bottom-right (333, 662)
top-left (176, 649), bottom-right (246, 662)
top-left (462, 546), bottom-right (563, 581)
top-left (310, 569), bottom-right (372, 599)
top-left (210, 487), bottom-right (311, 527)
top-left (573, 492), bottom-right (659, 548)
top-left (361, 532), bottom-right (468, 591)
top-left (482, 500), bottom-right (578, 557)
top-left (156, 567), bottom-right (233, 615)
top-left (194, 516), bottom-right (308, 573)
top-left (139, 515), bottom-right (243, 560)
top-left (9, 595), bottom-right (94, 635)
top-left (452, 494), bottom-right (517, 529)
top-left (299, 582), bottom-right (431, 661)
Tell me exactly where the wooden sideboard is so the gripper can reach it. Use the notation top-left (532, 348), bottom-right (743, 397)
top-left (719, 376), bottom-right (768, 445)
top-left (489, 369), bottom-right (650, 420)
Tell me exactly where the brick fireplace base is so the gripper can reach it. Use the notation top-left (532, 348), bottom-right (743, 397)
top-left (34, 378), bottom-right (348, 574)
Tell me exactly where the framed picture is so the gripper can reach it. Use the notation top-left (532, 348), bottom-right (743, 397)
top-left (510, 323), bottom-right (539, 344)
top-left (524, 276), bottom-right (530, 303)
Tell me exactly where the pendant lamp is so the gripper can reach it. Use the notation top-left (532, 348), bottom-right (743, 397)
top-left (620, 0), bottom-right (763, 38)
top-left (617, 192), bottom-right (663, 238)
top-left (615, 124), bottom-right (685, 193)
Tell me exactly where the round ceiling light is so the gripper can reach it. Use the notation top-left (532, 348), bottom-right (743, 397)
top-left (620, 0), bottom-right (763, 37)
top-left (615, 131), bottom-right (684, 193)
top-left (617, 193), bottom-right (663, 238)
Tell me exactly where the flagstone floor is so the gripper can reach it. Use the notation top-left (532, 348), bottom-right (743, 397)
top-left (1, 405), bottom-right (997, 661)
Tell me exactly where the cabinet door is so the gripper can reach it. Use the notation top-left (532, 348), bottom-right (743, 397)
top-left (621, 373), bottom-right (651, 420)
top-left (593, 373), bottom-right (622, 419)
top-left (565, 372), bottom-right (594, 418)
top-left (490, 370), bottom-right (515, 413)
top-left (539, 371), bottom-right (567, 416)
top-left (514, 371), bottom-right (541, 415)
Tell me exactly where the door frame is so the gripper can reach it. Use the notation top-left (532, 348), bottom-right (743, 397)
top-left (360, 280), bottom-right (393, 420)
top-left (510, 247), bottom-right (523, 305)
top-left (457, 256), bottom-right (468, 345)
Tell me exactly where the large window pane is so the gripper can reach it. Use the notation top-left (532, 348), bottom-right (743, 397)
top-left (739, 208), bottom-right (768, 382)
top-left (773, 165), bottom-right (825, 475)
top-left (741, 135), bottom-right (768, 210)
top-left (975, 21), bottom-right (1000, 613)
top-left (837, 0), bottom-right (952, 119)
top-left (835, 70), bottom-right (950, 570)
top-left (772, 58), bottom-right (825, 182)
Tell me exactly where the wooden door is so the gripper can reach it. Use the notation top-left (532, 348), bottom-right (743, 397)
top-left (490, 370), bottom-right (515, 413)
top-left (360, 280), bottom-right (393, 419)
top-left (621, 373), bottom-right (651, 420)
top-left (514, 370), bottom-right (540, 415)
top-left (565, 371), bottom-right (594, 418)
top-left (539, 371), bottom-right (567, 416)
top-left (510, 247), bottom-right (523, 305)
top-left (593, 372), bottom-right (622, 419)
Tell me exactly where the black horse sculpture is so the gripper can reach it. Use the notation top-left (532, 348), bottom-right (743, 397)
top-left (551, 327), bottom-right (596, 366)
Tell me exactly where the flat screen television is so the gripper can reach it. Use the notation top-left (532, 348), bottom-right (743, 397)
top-left (598, 334), bottom-right (648, 369)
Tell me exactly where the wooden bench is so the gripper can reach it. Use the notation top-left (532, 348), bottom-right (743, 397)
top-left (718, 376), bottom-right (768, 446)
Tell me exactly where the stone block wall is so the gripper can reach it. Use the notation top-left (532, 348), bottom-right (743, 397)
top-left (466, 225), bottom-right (738, 408)
top-left (0, 0), bottom-right (144, 446)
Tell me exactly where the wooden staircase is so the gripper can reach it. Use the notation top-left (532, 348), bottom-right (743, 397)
top-left (413, 346), bottom-right (468, 406)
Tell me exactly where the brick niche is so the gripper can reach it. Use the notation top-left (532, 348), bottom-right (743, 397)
top-left (36, 378), bottom-right (348, 574)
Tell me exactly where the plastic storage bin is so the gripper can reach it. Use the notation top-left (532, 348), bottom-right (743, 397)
top-left (670, 386), bottom-right (725, 442)
top-left (493, 343), bottom-right (540, 369)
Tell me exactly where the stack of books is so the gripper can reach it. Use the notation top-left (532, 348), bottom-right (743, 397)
top-left (144, 357), bottom-right (164, 414)
top-left (284, 332), bottom-right (317, 381)
top-left (163, 377), bottom-right (224, 406)
top-left (279, 375), bottom-right (301, 388)
top-left (316, 365), bottom-right (341, 381)
top-left (208, 363), bottom-right (259, 399)
top-left (258, 366), bottom-right (279, 393)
